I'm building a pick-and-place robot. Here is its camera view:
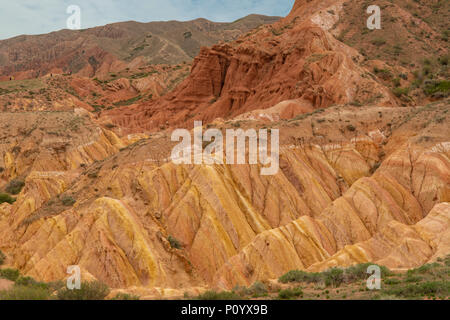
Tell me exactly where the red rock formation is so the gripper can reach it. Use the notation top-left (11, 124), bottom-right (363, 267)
top-left (103, 1), bottom-right (395, 133)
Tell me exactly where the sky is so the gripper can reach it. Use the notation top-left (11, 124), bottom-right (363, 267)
top-left (0, 0), bottom-right (295, 40)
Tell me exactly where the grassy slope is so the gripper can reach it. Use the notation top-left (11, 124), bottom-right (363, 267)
top-left (193, 256), bottom-right (450, 300)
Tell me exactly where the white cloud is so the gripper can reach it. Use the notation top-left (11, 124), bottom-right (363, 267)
top-left (0, 0), bottom-right (294, 40)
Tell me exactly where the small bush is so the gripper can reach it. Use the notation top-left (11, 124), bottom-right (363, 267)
top-left (196, 290), bottom-right (241, 300)
top-left (47, 280), bottom-right (66, 292)
top-left (15, 276), bottom-right (48, 290)
top-left (0, 193), bottom-right (15, 204)
top-left (0, 285), bottom-right (51, 300)
top-left (373, 67), bottom-right (392, 80)
top-left (344, 263), bottom-right (392, 282)
top-left (279, 270), bottom-right (321, 284)
top-left (61, 196), bottom-right (76, 206)
top-left (424, 80), bottom-right (450, 97)
top-left (407, 263), bottom-right (441, 276)
top-left (405, 275), bottom-right (422, 283)
top-left (349, 101), bottom-right (362, 107)
top-left (445, 255), bottom-right (450, 267)
top-left (371, 38), bottom-right (386, 46)
top-left (0, 250), bottom-right (5, 265)
top-left (346, 124), bottom-right (356, 132)
top-left (384, 281), bottom-right (450, 298)
top-left (392, 78), bottom-right (401, 87)
top-left (248, 281), bottom-right (268, 297)
top-left (278, 287), bottom-right (303, 300)
top-left (392, 87), bottom-right (410, 97)
top-left (87, 172), bottom-right (98, 179)
top-left (56, 281), bottom-right (110, 300)
top-left (0, 268), bottom-right (20, 281)
top-left (105, 123), bottom-right (116, 129)
top-left (438, 55), bottom-right (448, 66)
top-left (168, 235), bottom-right (182, 249)
top-left (111, 293), bottom-right (140, 300)
top-left (384, 278), bottom-right (401, 285)
top-left (323, 268), bottom-right (344, 288)
top-left (5, 179), bottom-right (25, 195)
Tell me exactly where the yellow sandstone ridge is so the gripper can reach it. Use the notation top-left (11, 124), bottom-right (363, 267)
top-left (0, 105), bottom-right (448, 292)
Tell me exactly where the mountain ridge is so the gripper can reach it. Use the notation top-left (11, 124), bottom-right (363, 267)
top-left (0, 0), bottom-right (448, 300)
top-left (0, 14), bottom-right (280, 80)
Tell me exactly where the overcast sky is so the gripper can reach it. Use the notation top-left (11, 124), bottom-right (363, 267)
top-left (0, 0), bottom-right (295, 40)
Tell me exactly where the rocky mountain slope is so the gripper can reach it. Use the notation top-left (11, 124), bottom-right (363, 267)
top-left (102, 2), bottom-right (397, 133)
top-left (0, 14), bottom-right (279, 80)
top-left (0, 99), bottom-right (448, 297)
top-left (100, 0), bottom-right (449, 133)
top-left (0, 0), bottom-right (448, 299)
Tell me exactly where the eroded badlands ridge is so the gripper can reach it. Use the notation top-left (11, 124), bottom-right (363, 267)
top-left (103, 3), bottom-right (396, 133)
top-left (0, 0), bottom-right (449, 298)
top-left (0, 100), bottom-right (448, 296)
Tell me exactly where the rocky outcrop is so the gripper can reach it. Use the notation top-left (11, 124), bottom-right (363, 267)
top-left (212, 142), bottom-right (450, 289)
top-left (1, 101), bottom-right (448, 291)
top-left (103, 1), bottom-right (396, 133)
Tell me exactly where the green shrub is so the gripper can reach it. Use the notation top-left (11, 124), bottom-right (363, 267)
top-left (373, 67), bottom-right (392, 80)
top-left (392, 87), bottom-right (410, 97)
top-left (445, 255), bottom-right (450, 267)
top-left (196, 290), bottom-right (241, 300)
top-left (407, 263), bottom-right (438, 275)
top-left (384, 281), bottom-right (450, 298)
top-left (231, 285), bottom-right (250, 296)
top-left (105, 123), bottom-right (116, 129)
top-left (113, 95), bottom-right (142, 107)
top-left (0, 193), bottom-right (16, 204)
top-left (279, 270), bottom-right (321, 284)
top-left (5, 179), bottom-right (25, 195)
top-left (56, 281), bottom-right (110, 300)
top-left (438, 55), bottom-right (448, 66)
top-left (168, 235), bottom-right (182, 249)
top-left (384, 278), bottom-right (401, 285)
top-left (345, 263), bottom-right (392, 282)
top-left (0, 268), bottom-right (20, 281)
top-left (0, 250), bottom-right (5, 265)
top-left (15, 276), bottom-right (48, 290)
top-left (349, 101), bottom-right (362, 107)
top-left (371, 38), bottom-right (386, 46)
top-left (61, 196), bottom-right (76, 206)
top-left (323, 268), bottom-right (344, 288)
top-left (346, 124), bottom-right (356, 132)
top-left (278, 287), bottom-right (303, 300)
top-left (405, 275), bottom-right (422, 283)
top-left (248, 281), bottom-right (268, 297)
top-left (47, 280), bottom-right (66, 292)
top-left (0, 285), bottom-right (51, 300)
top-left (392, 78), bottom-right (401, 87)
top-left (279, 264), bottom-right (393, 289)
top-left (424, 80), bottom-right (450, 97)
top-left (111, 293), bottom-right (140, 300)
